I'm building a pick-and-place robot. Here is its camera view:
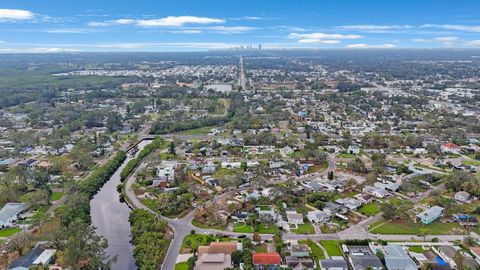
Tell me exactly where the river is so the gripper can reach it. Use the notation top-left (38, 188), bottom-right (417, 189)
top-left (90, 140), bottom-right (151, 270)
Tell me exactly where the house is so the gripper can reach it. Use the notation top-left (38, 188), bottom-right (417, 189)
top-left (374, 181), bottom-right (399, 192)
top-left (8, 246), bottom-right (56, 270)
top-left (151, 178), bottom-right (169, 188)
top-left (347, 246), bottom-right (383, 270)
top-left (434, 246), bottom-right (460, 269)
top-left (202, 165), bottom-right (216, 174)
top-left (256, 207), bottom-right (277, 222)
top-left (348, 145), bottom-right (361, 155)
top-left (280, 146), bottom-right (294, 157)
top-left (290, 244), bottom-right (310, 257)
top-left (307, 210), bottom-right (330, 224)
top-left (253, 253), bottom-right (282, 270)
top-left (452, 214), bottom-right (478, 227)
top-left (0, 203), bottom-right (28, 228)
top-left (363, 186), bottom-right (389, 198)
top-left (285, 256), bottom-right (315, 269)
top-left (454, 191), bottom-right (470, 202)
top-left (383, 245), bottom-right (417, 270)
top-left (335, 198), bottom-right (362, 210)
top-left (221, 161), bottom-right (242, 169)
top-left (441, 143), bottom-right (460, 154)
top-left (323, 202), bottom-right (348, 215)
top-left (196, 242), bottom-right (241, 270)
top-left (157, 161), bottom-right (177, 181)
top-left (287, 213), bottom-right (304, 226)
top-left (319, 258), bottom-right (349, 270)
top-left (417, 206), bottom-right (444, 225)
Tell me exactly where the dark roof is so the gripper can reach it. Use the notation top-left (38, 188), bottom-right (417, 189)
top-left (350, 255), bottom-right (383, 269)
top-left (320, 259), bottom-right (348, 269)
top-left (9, 247), bottom-right (44, 269)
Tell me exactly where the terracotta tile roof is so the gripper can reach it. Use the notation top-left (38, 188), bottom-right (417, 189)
top-left (442, 142), bottom-right (459, 149)
top-left (253, 253), bottom-right (282, 265)
top-left (198, 242), bottom-right (238, 256)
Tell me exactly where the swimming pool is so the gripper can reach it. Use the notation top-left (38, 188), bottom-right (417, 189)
top-left (435, 256), bottom-right (447, 266)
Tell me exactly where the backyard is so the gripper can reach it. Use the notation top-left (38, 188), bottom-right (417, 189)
top-left (320, 240), bottom-right (343, 256)
top-left (370, 221), bottom-right (466, 235)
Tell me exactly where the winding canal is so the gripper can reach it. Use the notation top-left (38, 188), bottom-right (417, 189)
top-left (90, 140), bottom-right (151, 270)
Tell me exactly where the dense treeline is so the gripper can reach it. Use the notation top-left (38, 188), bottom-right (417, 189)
top-left (150, 116), bottom-right (229, 134)
top-left (120, 137), bottom-right (164, 181)
top-left (61, 151), bottom-right (127, 226)
top-left (129, 209), bottom-right (170, 270)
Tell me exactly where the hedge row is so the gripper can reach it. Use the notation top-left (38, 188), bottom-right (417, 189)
top-left (120, 137), bottom-right (164, 182)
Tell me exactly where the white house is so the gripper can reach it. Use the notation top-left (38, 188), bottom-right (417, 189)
top-left (0, 203), bottom-right (28, 228)
top-left (157, 161), bottom-right (178, 181)
top-left (287, 213), bottom-right (304, 226)
top-left (348, 145), bottom-right (361, 155)
top-left (454, 191), bottom-right (470, 202)
top-left (307, 211), bottom-right (330, 224)
top-left (221, 161), bottom-right (242, 169)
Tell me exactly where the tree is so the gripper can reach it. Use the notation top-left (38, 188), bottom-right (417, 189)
top-left (253, 233), bottom-right (261, 244)
top-left (273, 232), bottom-right (284, 255)
top-left (328, 171), bottom-right (334, 180)
top-left (62, 220), bottom-right (117, 270)
top-left (169, 141), bottom-right (176, 155)
top-left (106, 112), bottom-right (123, 132)
top-left (187, 255), bottom-right (197, 270)
top-left (31, 211), bottom-right (49, 233)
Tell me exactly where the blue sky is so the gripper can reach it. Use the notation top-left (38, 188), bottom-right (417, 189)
top-left (0, 0), bottom-right (480, 52)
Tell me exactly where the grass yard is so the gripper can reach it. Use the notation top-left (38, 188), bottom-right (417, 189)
top-left (370, 221), bottom-right (466, 235)
top-left (292, 223), bottom-right (315, 234)
top-left (299, 239), bottom-right (325, 268)
top-left (320, 240), bottom-right (343, 256)
top-left (336, 153), bottom-right (356, 158)
top-left (233, 223), bottom-right (254, 233)
top-left (174, 262), bottom-right (189, 270)
top-left (0, 227), bottom-right (21, 237)
top-left (50, 191), bottom-right (64, 201)
top-left (256, 224), bottom-right (279, 234)
top-left (255, 245), bottom-right (268, 253)
top-left (212, 168), bottom-right (239, 179)
top-left (463, 159), bottom-right (480, 166)
top-left (174, 126), bottom-right (217, 136)
top-left (307, 164), bottom-right (328, 174)
top-left (359, 202), bottom-right (381, 216)
top-left (408, 246), bottom-right (424, 253)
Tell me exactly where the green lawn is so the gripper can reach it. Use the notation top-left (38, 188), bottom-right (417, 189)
top-left (174, 126), bottom-right (217, 136)
top-left (463, 160), bottom-right (480, 166)
top-left (233, 223), bottom-right (254, 233)
top-left (174, 262), bottom-right (189, 270)
top-left (0, 227), bottom-right (21, 237)
top-left (50, 192), bottom-right (64, 201)
top-left (292, 223), bottom-right (315, 234)
top-left (256, 224), bottom-right (279, 234)
top-left (408, 246), bottom-right (424, 253)
top-left (370, 221), bottom-right (466, 235)
top-left (299, 239), bottom-right (325, 269)
top-left (336, 153), bottom-right (356, 158)
top-left (320, 240), bottom-right (343, 256)
top-left (359, 202), bottom-right (381, 216)
top-left (182, 234), bottom-right (209, 250)
top-left (255, 245), bottom-right (267, 253)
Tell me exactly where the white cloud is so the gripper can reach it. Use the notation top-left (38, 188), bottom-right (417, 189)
top-left (89, 16), bottom-right (224, 27)
top-left (411, 38), bottom-right (429, 43)
top-left (171, 29), bottom-right (202, 34)
top-left (289, 32), bottom-right (362, 44)
top-left (340, 25), bottom-right (412, 31)
top-left (45, 28), bottom-right (99, 34)
top-left (207, 26), bottom-right (254, 34)
top-left (0, 47), bottom-right (80, 53)
top-left (346, 43), bottom-right (396, 49)
top-left (464, 40), bottom-right (480, 47)
top-left (433, 36), bottom-right (458, 46)
top-left (0, 8), bottom-right (34, 21)
top-left (421, 24), bottom-right (480, 33)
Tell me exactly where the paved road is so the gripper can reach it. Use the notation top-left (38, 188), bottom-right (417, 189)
top-left (123, 147), bottom-right (473, 270)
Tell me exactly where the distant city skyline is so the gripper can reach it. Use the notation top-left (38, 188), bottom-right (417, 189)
top-left (0, 0), bottom-right (480, 52)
